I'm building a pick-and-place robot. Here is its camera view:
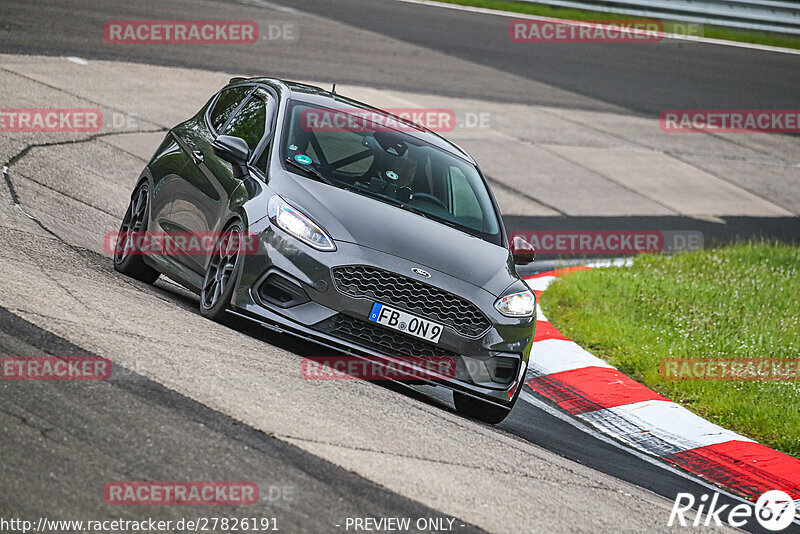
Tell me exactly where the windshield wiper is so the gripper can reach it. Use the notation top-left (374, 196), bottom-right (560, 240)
top-left (285, 157), bottom-right (336, 186)
top-left (347, 184), bottom-right (462, 231)
top-left (395, 200), bottom-right (483, 239)
top-left (396, 202), bottom-right (456, 228)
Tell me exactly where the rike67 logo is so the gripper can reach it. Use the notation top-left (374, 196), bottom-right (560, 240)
top-left (669, 490), bottom-right (796, 531)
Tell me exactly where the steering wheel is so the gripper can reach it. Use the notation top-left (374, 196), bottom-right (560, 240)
top-left (412, 192), bottom-right (447, 210)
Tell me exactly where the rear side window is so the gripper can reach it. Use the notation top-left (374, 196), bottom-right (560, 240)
top-left (209, 86), bottom-right (251, 131)
top-left (222, 95), bottom-right (268, 157)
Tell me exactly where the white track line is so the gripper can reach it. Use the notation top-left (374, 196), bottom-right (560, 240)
top-left (581, 400), bottom-right (753, 453)
top-left (529, 338), bottom-right (614, 375)
top-left (520, 390), bottom-right (800, 526)
top-left (526, 275), bottom-right (557, 292)
top-left (524, 264), bottom-right (800, 524)
top-left (535, 302), bottom-right (547, 322)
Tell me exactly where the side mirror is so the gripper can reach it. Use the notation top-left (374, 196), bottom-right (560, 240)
top-left (212, 135), bottom-right (250, 178)
top-left (510, 235), bottom-right (535, 265)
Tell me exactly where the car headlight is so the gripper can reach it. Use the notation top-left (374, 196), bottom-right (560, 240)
top-left (494, 290), bottom-right (535, 318)
top-left (268, 196), bottom-right (336, 251)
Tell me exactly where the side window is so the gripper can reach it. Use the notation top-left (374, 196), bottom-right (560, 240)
top-left (254, 141), bottom-right (271, 173)
top-left (222, 96), bottom-right (267, 158)
top-left (449, 166), bottom-right (483, 228)
top-left (209, 86), bottom-right (251, 132)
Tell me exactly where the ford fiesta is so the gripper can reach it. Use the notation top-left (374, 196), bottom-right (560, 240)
top-left (113, 78), bottom-right (536, 423)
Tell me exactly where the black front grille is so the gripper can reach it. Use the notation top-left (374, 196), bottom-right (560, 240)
top-left (326, 314), bottom-right (459, 360)
top-left (331, 265), bottom-right (491, 337)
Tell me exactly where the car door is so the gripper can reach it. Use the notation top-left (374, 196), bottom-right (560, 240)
top-left (152, 87), bottom-right (254, 240)
top-left (146, 134), bottom-right (191, 233)
top-left (169, 86), bottom-right (271, 273)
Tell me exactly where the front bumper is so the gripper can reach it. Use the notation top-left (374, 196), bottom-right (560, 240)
top-left (230, 222), bottom-right (535, 407)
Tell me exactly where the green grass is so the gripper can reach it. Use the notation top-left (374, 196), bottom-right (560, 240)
top-left (540, 243), bottom-right (800, 457)
top-left (436, 0), bottom-right (800, 50)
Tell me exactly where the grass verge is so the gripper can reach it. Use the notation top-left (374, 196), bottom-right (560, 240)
top-left (540, 243), bottom-right (800, 458)
top-left (434, 0), bottom-right (800, 50)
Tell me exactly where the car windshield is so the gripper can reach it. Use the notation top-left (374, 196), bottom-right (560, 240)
top-left (281, 101), bottom-right (502, 245)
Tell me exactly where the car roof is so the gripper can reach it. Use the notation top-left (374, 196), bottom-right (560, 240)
top-left (228, 76), bottom-right (476, 164)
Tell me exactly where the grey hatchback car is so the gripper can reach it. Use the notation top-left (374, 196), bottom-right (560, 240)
top-left (113, 78), bottom-right (537, 423)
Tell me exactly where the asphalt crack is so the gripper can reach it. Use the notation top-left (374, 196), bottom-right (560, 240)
top-left (2, 129), bottom-right (165, 239)
top-left (0, 405), bottom-right (58, 442)
top-left (1, 130), bottom-right (167, 315)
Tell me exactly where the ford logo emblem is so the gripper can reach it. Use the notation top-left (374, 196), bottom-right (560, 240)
top-left (411, 267), bottom-right (431, 278)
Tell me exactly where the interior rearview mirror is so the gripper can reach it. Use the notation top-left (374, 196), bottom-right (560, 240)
top-left (374, 131), bottom-right (408, 157)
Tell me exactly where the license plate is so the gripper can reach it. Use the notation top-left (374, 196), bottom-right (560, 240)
top-left (368, 303), bottom-right (444, 343)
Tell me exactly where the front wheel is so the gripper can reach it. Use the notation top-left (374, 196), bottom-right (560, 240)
top-left (200, 223), bottom-right (244, 322)
top-left (113, 183), bottom-right (160, 284)
top-left (453, 391), bottom-right (514, 424)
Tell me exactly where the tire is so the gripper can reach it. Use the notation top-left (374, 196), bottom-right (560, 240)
top-left (453, 391), bottom-right (515, 424)
top-left (200, 222), bottom-right (244, 322)
top-left (113, 182), bottom-right (160, 284)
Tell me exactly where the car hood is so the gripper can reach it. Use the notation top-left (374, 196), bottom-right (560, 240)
top-left (271, 172), bottom-right (517, 296)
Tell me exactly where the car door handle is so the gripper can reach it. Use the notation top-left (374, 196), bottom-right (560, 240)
top-left (191, 150), bottom-right (204, 164)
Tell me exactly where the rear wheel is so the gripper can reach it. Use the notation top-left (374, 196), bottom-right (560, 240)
top-left (200, 222), bottom-right (244, 322)
top-left (453, 391), bottom-right (514, 424)
top-left (113, 183), bottom-right (160, 284)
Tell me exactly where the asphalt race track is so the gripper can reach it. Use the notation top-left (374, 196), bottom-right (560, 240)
top-left (6, 0), bottom-right (800, 112)
top-left (4, 0), bottom-right (800, 244)
top-left (1, 0), bottom-right (799, 532)
top-left (0, 308), bottom-right (484, 533)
